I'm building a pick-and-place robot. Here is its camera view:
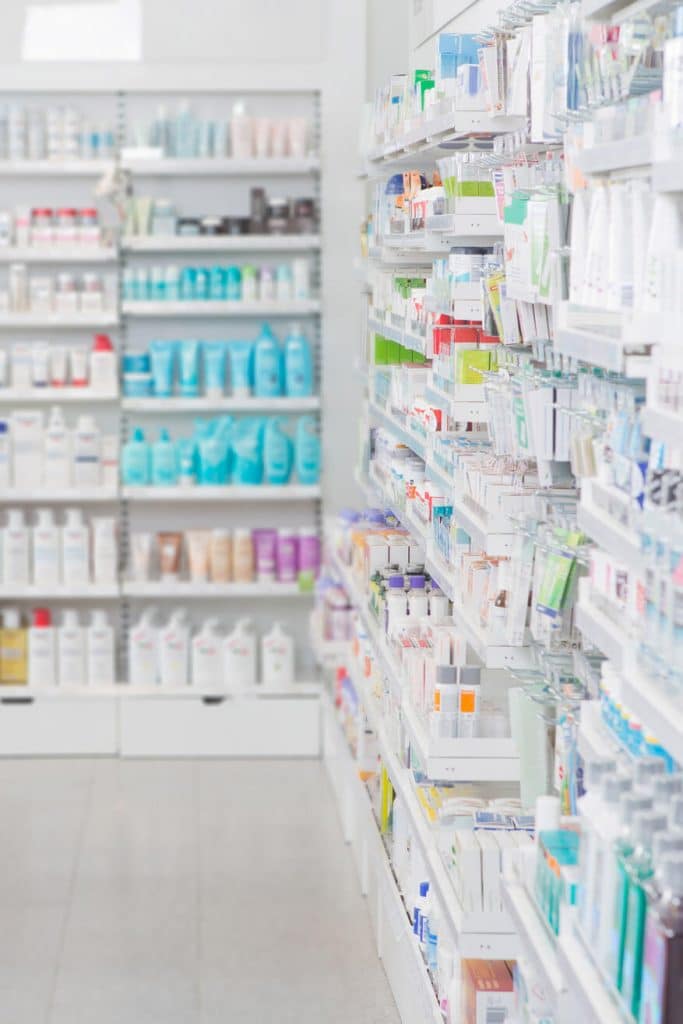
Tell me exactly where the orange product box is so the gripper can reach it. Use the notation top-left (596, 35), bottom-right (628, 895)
top-left (461, 958), bottom-right (515, 1024)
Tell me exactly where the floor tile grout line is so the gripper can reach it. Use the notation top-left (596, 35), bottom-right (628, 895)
top-left (44, 761), bottom-right (97, 1024)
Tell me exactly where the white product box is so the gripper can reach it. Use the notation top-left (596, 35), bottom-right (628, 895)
top-left (452, 829), bottom-right (482, 913)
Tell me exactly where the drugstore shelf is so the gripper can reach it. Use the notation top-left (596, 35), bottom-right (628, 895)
top-left (0, 682), bottom-right (322, 700)
top-left (502, 879), bottom-right (567, 1001)
top-left (620, 663), bottom-right (683, 759)
top-left (401, 697), bottom-right (520, 782)
top-left (0, 160), bottom-right (114, 176)
top-left (0, 488), bottom-right (119, 503)
top-left (577, 479), bottom-right (644, 570)
top-left (121, 396), bottom-right (320, 413)
top-left (0, 247), bottom-right (117, 263)
top-left (367, 400), bottom-right (427, 459)
top-left (554, 321), bottom-right (648, 376)
top-left (575, 586), bottom-right (626, 670)
top-left (575, 135), bottom-right (652, 175)
top-left (367, 314), bottom-right (428, 355)
top-left (122, 234), bottom-right (321, 253)
top-left (121, 300), bottom-right (320, 317)
top-left (120, 157), bottom-right (320, 175)
top-left (423, 380), bottom-right (488, 423)
top-left (641, 405), bottom-right (683, 448)
top-left (0, 388), bottom-right (118, 403)
top-left (121, 484), bottom-right (321, 502)
top-left (0, 584), bottom-right (119, 599)
top-left (0, 312), bottom-right (119, 328)
top-left (557, 910), bottom-right (633, 1024)
top-left (577, 700), bottom-right (626, 764)
top-left (424, 212), bottom-right (502, 243)
top-left (122, 581), bottom-right (313, 599)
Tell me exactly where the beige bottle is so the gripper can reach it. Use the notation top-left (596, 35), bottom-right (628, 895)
top-left (0, 608), bottom-right (27, 684)
top-left (233, 528), bottom-right (254, 583)
top-left (209, 529), bottom-right (233, 583)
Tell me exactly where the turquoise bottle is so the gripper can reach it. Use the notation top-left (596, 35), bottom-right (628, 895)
top-left (151, 428), bottom-right (178, 486)
top-left (295, 415), bottom-right (320, 485)
top-left (121, 427), bottom-right (150, 486)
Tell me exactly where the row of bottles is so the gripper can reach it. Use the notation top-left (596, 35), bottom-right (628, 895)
top-left (0, 607), bottom-right (114, 687)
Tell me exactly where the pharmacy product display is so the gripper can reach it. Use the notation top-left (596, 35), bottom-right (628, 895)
top-left (0, 335), bottom-right (118, 394)
top-left (0, 205), bottom-right (112, 249)
top-left (0, 103), bottom-right (115, 162)
top-left (1, 266), bottom-right (114, 315)
top-left (121, 259), bottom-right (311, 304)
top-left (0, 606), bottom-right (115, 687)
top-left (124, 190), bottom-right (317, 239)
top-left (2, 508), bottom-right (117, 587)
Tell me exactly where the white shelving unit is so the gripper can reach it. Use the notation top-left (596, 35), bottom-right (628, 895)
top-left (121, 299), bottom-right (320, 317)
top-left (121, 156), bottom-right (320, 175)
top-left (0, 246), bottom-right (117, 263)
top-left (0, 312), bottom-right (119, 328)
top-left (122, 234), bottom-right (320, 253)
top-left (122, 581), bottom-right (312, 598)
top-left (121, 396), bottom-right (320, 413)
top-left (0, 388), bottom-right (118, 403)
top-left (121, 484), bottom-right (321, 502)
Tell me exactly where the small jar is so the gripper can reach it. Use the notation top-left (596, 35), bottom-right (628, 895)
top-left (150, 199), bottom-right (176, 236)
top-left (266, 198), bottom-right (289, 235)
top-left (177, 217), bottom-right (201, 236)
top-left (31, 207), bottom-right (53, 247)
top-left (56, 207), bottom-right (78, 246)
top-left (293, 198), bottom-right (316, 234)
top-left (78, 207), bottom-right (100, 246)
top-left (200, 216), bottom-right (222, 236)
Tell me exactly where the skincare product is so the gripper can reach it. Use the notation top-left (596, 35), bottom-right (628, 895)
top-left (191, 618), bottom-right (223, 690)
top-left (159, 609), bottom-right (189, 688)
top-left (61, 508), bottom-right (89, 585)
top-left (223, 618), bottom-right (257, 688)
top-left (3, 508), bottom-right (29, 585)
top-left (87, 609), bottom-right (115, 684)
top-left (28, 607), bottom-right (56, 688)
top-left (32, 507), bottom-right (60, 586)
top-left (261, 622), bottom-right (294, 689)
top-left (57, 609), bottom-right (86, 687)
top-left (129, 607), bottom-right (158, 685)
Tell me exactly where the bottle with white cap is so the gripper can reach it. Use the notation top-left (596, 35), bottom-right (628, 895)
top-left (28, 607), bottom-right (56, 688)
top-left (223, 618), bottom-right (257, 689)
top-left (261, 622), bottom-right (294, 689)
top-left (72, 413), bottom-right (100, 486)
top-left (159, 608), bottom-right (189, 688)
top-left (0, 607), bottom-right (27, 684)
top-left (44, 406), bottom-right (70, 488)
top-left (32, 507), bottom-right (60, 587)
top-left (87, 609), bottom-right (114, 684)
top-left (58, 608), bottom-right (86, 687)
top-left (3, 508), bottom-right (29, 585)
top-left (61, 507), bottom-right (89, 586)
top-left (192, 618), bottom-right (223, 691)
top-left (129, 606), bottom-right (158, 685)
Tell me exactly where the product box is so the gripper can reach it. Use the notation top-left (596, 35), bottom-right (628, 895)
top-left (452, 829), bottom-right (482, 913)
top-left (461, 959), bottom-right (515, 1024)
top-left (477, 831), bottom-right (503, 913)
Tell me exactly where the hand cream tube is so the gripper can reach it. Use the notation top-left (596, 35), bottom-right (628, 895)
top-left (157, 531), bottom-right (182, 581)
top-left (132, 532), bottom-right (152, 581)
top-left (187, 530), bottom-right (210, 582)
top-left (178, 340), bottom-right (200, 398)
top-left (228, 341), bottom-right (253, 398)
top-left (149, 340), bottom-right (176, 397)
top-left (209, 529), bottom-right (232, 582)
top-left (203, 342), bottom-right (227, 398)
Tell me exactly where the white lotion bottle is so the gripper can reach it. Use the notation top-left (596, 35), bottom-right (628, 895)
top-left (159, 608), bottom-right (189, 688)
top-left (129, 607), bottom-right (158, 686)
top-left (57, 608), bottom-right (86, 688)
top-left (3, 508), bottom-right (30, 586)
top-left (261, 622), bottom-right (294, 689)
top-left (61, 508), bottom-right (89, 586)
top-left (28, 607), bottom-right (56, 688)
top-left (92, 517), bottom-right (117, 584)
top-left (44, 406), bottom-right (71, 488)
top-left (72, 413), bottom-right (101, 487)
top-left (223, 618), bottom-right (257, 689)
top-left (87, 609), bottom-right (115, 685)
top-left (32, 507), bottom-right (60, 587)
top-left (192, 618), bottom-right (223, 691)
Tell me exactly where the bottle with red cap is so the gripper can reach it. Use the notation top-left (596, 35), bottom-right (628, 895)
top-left (28, 607), bottom-right (56, 688)
top-left (90, 334), bottom-right (117, 395)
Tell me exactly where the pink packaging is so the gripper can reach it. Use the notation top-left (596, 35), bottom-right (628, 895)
top-left (298, 527), bottom-right (320, 589)
top-left (276, 529), bottom-right (298, 583)
top-left (253, 528), bottom-right (277, 582)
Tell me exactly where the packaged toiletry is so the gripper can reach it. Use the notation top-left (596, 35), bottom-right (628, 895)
top-left (225, 266), bottom-right (242, 302)
top-left (297, 527), bottom-right (320, 589)
top-left (43, 406), bottom-right (70, 488)
top-left (87, 609), bottom-right (115, 684)
top-left (187, 530), bottom-right (210, 582)
top-left (0, 608), bottom-right (27, 684)
top-left (157, 531), bottom-right (182, 581)
top-left (149, 340), bottom-right (176, 397)
top-left (32, 507), bottom-right (60, 586)
top-left (242, 265), bottom-right (257, 302)
top-left (231, 100), bottom-right (253, 160)
top-left (198, 418), bottom-right (232, 485)
top-left (457, 666), bottom-right (480, 737)
top-left (191, 618), bottom-right (223, 690)
top-left (159, 609), bottom-right (189, 688)
top-left (639, 852), bottom-right (683, 1024)
top-left (253, 528), bottom-right (277, 582)
top-left (292, 259), bottom-right (310, 300)
top-left (92, 517), bottom-right (117, 584)
top-left (3, 508), bottom-right (29, 586)
top-left (61, 508), bottom-right (89, 585)
top-left (203, 342), bottom-right (227, 397)
top-left (261, 622), bottom-right (294, 689)
top-left (69, 346), bottom-right (88, 387)
top-left (31, 342), bottom-right (49, 388)
top-left (101, 435), bottom-right (119, 488)
top-left (11, 343), bottom-right (33, 390)
top-left (122, 427), bottom-right (150, 485)
top-left (179, 340), bottom-right (201, 397)
top-left (90, 334), bottom-right (117, 393)
top-left (28, 607), bottom-right (56, 688)
top-left (152, 427), bottom-right (178, 486)
top-left (295, 415), bottom-right (321, 484)
top-left (233, 528), bottom-right (254, 582)
top-left (228, 341), bottom-right (253, 397)
top-left (276, 529), bottom-right (298, 583)
top-left (10, 409), bottom-right (43, 487)
top-left (253, 324), bottom-right (282, 397)
top-left (223, 618), bottom-right (257, 688)
top-left (49, 345), bottom-right (67, 387)
top-left (231, 418), bottom-right (263, 484)
top-left (177, 438), bottom-right (197, 486)
top-left (263, 418), bottom-right (293, 484)
top-left (276, 265), bottom-right (292, 302)
top-left (58, 609), bottom-right (86, 687)
top-left (284, 324), bottom-right (313, 397)
top-left (209, 529), bottom-right (232, 582)
top-left (72, 414), bottom-right (100, 486)
top-left (131, 532), bottom-right (152, 581)
top-left (129, 607), bottom-right (158, 685)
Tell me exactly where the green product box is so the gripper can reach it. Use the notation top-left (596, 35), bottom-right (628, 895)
top-left (478, 181), bottom-right (495, 197)
top-left (373, 335), bottom-right (389, 365)
top-left (457, 349), bottom-right (490, 384)
top-left (386, 340), bottom-right (401, 364)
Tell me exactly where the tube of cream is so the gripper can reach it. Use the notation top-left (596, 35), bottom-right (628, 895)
top-left (177, 439), bottom-right (197, 486)
top-left (131, 532), bottom-right (152, 581)
top-left (187, 530), bottom-right (211, 582)
top-left (179, 340), bottom-right (201, 398)
top-left (69, 345), bottom-right (88, 387)
top-left (31, 343), bottom-right (50, 387)
top-left (209, 529), bottom-right (232, 582)
top-left (49, 345), bottom-right (67, 387)
top-left (157, 531), bottom-right (182, 581)
top-left (149, 340), bottom-right (176, 397)
top-left (203, 342), bottom-right (227, 398)
top-left (228, 341), bottom-right (253, 398)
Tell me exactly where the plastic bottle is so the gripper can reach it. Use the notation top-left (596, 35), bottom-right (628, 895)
top-left (385, 575), bottom-right (407, 634)
top-left (295, 415), bottom-right (320, 484)
top-left (231, 99), bottom-right (252, 159)
top-left (3, 508), bottom-right (29, 585)
top-left (159, 608), bottom-right (189, 688)
top-left (151, 427), bottom-right (178, 486)
top-left (191, 618), bottom-right (223, 691)
top-left (57, 609), bottom-right (86, 688)
top-left (263, 418), bottom-right (292, 485)
top-left (407, 574), bottom-right (429, 619)
top-left (253, 324), bottom-right (282, 397)
top-left (223, 618), bottom-right (257, 689)
top-left (87, 609), bottom-right (115, 684)
top-left (413, 881), bottom-right (429, 942)
top-left (0, 608), bottom-right (27, 684)
top-left (32, 507), bottom-right (60, 587)
top-left (129, 607), bottom-right (158, 685)
top-left (44, 406), bottom-right (71, 488)
top-left (284, 324), bottom-right (313, 397)
top-left (261, 622), bottom-right (294, 689)
top-left (61, 508), bottom-right (89, 586)
top-left (428, 582), bottom-right (450, 621)
top-left (121, 427), bottom-right (150, 486)
top-left (90, 334), bottom-right (117, 394)
top-left (639, 852), bottom-right (683, 1024)
top-left (72, 414), bottom-right (101, 486)
top-left (581, 773), bottom-right (632, 948)
top-left (92, 517), bottom-right (117, 584)
top-left (28, 607), bottom-right (56, 688)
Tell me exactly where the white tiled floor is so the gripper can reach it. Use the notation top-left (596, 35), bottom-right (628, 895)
top-left (0, 759), bottom-right (399, 1024)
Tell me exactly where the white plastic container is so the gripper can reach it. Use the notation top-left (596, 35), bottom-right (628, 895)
top-left (261, 622), bottom-right (294, 689)
top-left (10, 409), bottom-right (43, 488)
top-left (159, 608), bottom-right (189, 688)
top-left (57, 608), bottom-right (86, 687)
top-left (61, 507), bottom-right (89, 586)
top-left (28, 607), bottom-right (56, 688)
top-left (32, 507), bottom-right (60, 586)
top-left (3, 508), bottom-right (29, 585)
top-left (44, 406), bottom-right (71, 488)
top-left (129, 607), bottom-right (158, 686)
top-left (191, 618), bottom-right (223, 691)
top-left (72, 414), bottom-right (100, 486)
top-left (87, 609), bottom-right (115, 685)
top-left (223, 618), bottom-right (257, 689)
top-left (92, 517), bottom-right (117, 584)
top-left (0, 420), bottom-right (10, 489)
top-left (89, 335), bottom-right (118, 394)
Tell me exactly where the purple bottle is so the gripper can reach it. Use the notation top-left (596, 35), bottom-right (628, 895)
top-left (276, 529), bottom-right (298, 584)
top-left (297, 527), bottom-right (320, 591)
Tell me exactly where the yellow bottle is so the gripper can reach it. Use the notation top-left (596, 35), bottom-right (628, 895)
top-left (0, 608), bottom-right (28, 685)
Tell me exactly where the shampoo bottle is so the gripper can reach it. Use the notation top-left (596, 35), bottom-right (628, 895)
top-left (253, 324), bottom-right (282, 397)
top-left (263, 418), bottom-right (293, 485)
top-left (192, 618), bottom-right (223, 691)
top-left (223, 618), bottom-right (257, 689)
top-left (87, 609), bottom-right (115, 685)
top-left (284, 324), bottom-right (313, 397)
top-left (0, 608), bottom-right (27, 684)
top-left (129, 607), bottom-right (158, 685)
top-left (261, 622), bottom-right (294, 689)
top-left (33, 507), bottom-right (60, 587)
top-left (57, 608), bottom-right (86, 687)
top-left (44, 406), bottom-right (71, 488)
top-left (61, 508), bottom-right (89, 586)
top-left (152, 427), bottom-right (178, 486)
top-left (92, 517), bottom-right (117, 584)
top-left (3, 508), bottom-right (29, 585)
top-left (159, 608), bottom-right (189, 688)
top-left (295, 415), bottom-right (321, 484)
top-left (28, 607), bottom-right (56, 688)
top-left (72, 414), bottom-right (101, 486)
top-left (122, 427), bottom-right (150, 486)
